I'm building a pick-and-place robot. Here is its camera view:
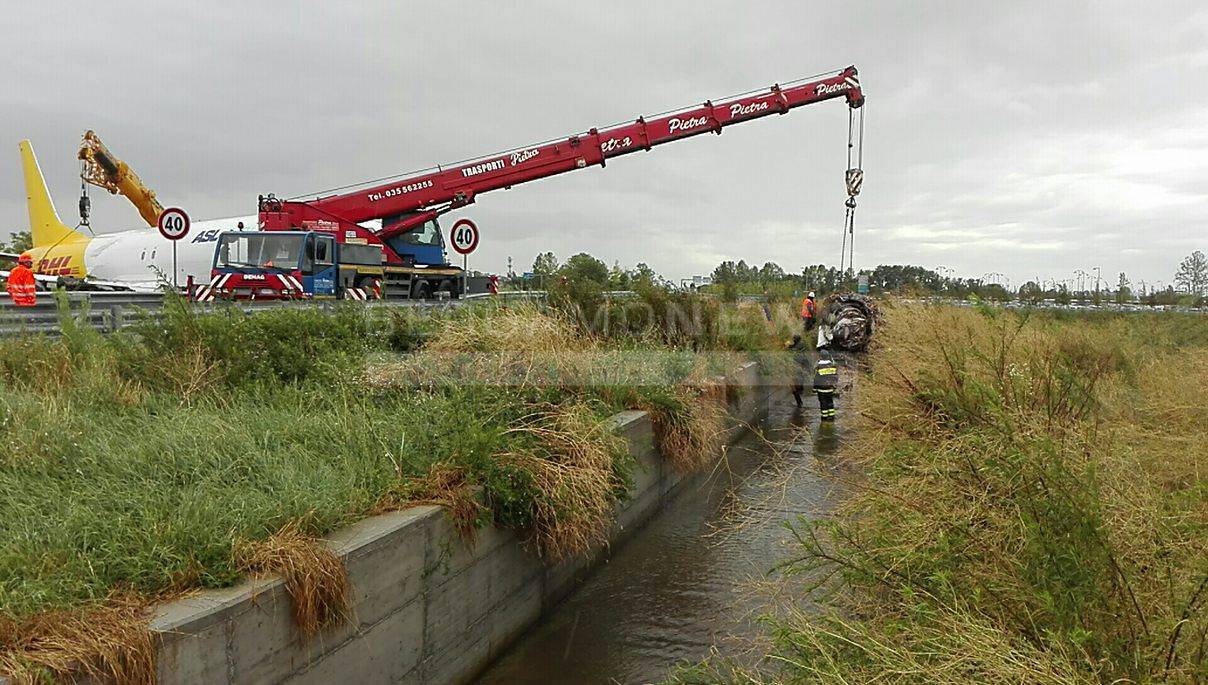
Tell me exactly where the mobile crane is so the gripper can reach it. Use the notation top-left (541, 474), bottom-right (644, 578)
top-left (205, 66), bottom-right (864, 301)
top-left (77, 130), bottom-right (165, 228)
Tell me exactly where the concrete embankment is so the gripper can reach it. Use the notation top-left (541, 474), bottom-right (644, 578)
top-left (25, 362), bottom-right (772, 685)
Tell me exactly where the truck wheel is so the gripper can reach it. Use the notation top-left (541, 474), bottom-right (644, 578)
top-left (412, 281), bottom-right (431, 300)
top-left (437, 280), bottom-right (455, 298)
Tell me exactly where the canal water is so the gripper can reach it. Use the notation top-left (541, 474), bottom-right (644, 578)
top-left (475, 393), bottom-right (850, 685)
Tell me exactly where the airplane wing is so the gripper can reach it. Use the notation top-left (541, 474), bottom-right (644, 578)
top-left (0, 252), bottom-right (23, 261)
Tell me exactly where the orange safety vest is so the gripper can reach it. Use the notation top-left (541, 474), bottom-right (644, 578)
top-left (6, 265), bottom-right (37, 307)
top-left (800, 297), bottom-right (816, 320)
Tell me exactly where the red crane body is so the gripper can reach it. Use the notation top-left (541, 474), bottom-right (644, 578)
top-left (258, 66), bottom-right (863, 265)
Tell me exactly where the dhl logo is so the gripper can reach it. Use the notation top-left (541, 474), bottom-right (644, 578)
top-left (36, 255), bottom-right (74, 276)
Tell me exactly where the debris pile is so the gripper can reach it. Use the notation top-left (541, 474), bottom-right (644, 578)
top-left (817, 293), bottom-right (879, 351)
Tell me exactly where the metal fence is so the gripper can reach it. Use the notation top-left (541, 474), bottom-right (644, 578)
top-left (0, 291), bottom-right (548, 337)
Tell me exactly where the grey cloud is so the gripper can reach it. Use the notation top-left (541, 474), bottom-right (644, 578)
top-left (2, 0), bottom-right (1205, 287)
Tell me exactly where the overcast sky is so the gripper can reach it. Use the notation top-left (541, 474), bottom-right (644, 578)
top-left (3, 1), bottom-right (1206, 289)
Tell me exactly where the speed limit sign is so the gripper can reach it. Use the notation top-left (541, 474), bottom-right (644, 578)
top-left (450, 219), bottom-right (479, 255)
top-left (157, 207), bottom-right (191, 241)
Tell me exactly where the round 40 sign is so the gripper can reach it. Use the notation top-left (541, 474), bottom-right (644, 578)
top-left (450, 218), bottom-right (479, 255)
top-left (157, 207), bottom-right (191, 241)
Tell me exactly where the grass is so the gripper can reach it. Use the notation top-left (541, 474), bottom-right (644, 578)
top-left (671, 303), bottom-right (1207, 684)
top-left (235, 524), bottom-right (351, 639)
top-left (0, 293), bottom-right (761, 682)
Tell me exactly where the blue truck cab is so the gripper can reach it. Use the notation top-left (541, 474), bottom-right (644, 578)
top-left (209, 231), bottom-right (339, 299)
top-left (203, 229), bottom-right (463, 301)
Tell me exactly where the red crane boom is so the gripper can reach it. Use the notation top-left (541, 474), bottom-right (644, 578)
top-left (259, 66), bottom-right (863, 264)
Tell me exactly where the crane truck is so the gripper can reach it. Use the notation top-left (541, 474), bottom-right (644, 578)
top-left (198, 66), bottom-right (864, 301)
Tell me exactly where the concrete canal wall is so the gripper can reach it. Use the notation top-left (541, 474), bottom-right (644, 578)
top-left (34, 362), bottom-right (774, 685)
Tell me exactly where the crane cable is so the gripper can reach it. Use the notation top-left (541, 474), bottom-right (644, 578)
top-left (839, 105), bottom-right (864, 274)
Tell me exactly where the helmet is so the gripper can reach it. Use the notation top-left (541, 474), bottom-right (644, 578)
top-left (17, 253), bottom-right (32, 266)
top-left (807, 291), bottom-right (816, 299)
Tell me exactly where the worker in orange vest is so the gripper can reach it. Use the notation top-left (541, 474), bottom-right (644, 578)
top-left (6, 254), bottom-right (38, 307)
top-left (800, 291), bottom-right (817, 331)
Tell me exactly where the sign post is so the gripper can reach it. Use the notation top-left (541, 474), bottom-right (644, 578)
top-left (157, 207), bottom-right (191, 289)
top-left (449, 218), bottom-right (479, 297)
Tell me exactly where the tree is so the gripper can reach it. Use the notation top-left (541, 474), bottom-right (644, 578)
top-left (560, 253), bottom-right (610, 284)
top-left (607, 261), bottom-right (631, 290)
top-left (735, 260), bottom-right (752, 281)
top-left (1055, 285), bottom-right (1072, 305)
top-left (0, 230), bottom-right (32, 254)
top-left (711, 261), bottom-right (740, 302)
top-left (630, 263), bottom-right (658, 288)
top-left (532, 252), bottom-right (559, 282)
top-left (1018, 281), bottom-right (1044, 303)
top-left (1174, 250), bottom-right (1207, 295)
top-left (1115, 272), bottom-right (1131, 304)
top-left (758, 261), bottom-right (785, 282)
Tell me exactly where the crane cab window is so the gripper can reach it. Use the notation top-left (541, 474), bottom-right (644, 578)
top-left (302, 235), bottom-right (335, 272)
top-left (216, 233), bottom-right (304, 270)
top-left (314, 236), bottom-right (333, 266)
top-left (398, 220), bottom-right (441, 248)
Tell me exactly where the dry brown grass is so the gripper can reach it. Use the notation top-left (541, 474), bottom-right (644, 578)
top-left (501, 404), bottom-right (624, 560)
top-left (650, 384), bottom-right (728, 473)
top-left (365, 304), bottom-right (601, 393)
top-left (424, 304), bottom-right (588, 354)
top-left (234, 524), bottom-right (351, 640)
top-left (762, 606), bottom-right (1097, 685)
top-left (159, 343), bottom-right (222, 403)
top-left (376, 462), bottom-right (488, 538)
top-left (0, 595), bottom-right (154, 685)
top-left (777, 303), bottom-right (1208, 683)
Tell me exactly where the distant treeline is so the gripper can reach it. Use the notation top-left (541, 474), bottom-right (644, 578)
top-left (706, 257), bottom-right (1207, 307)
top-left (708, 260), bottom-right (1016, 301)
top-left (503, 250), bottom-right (1207, 307)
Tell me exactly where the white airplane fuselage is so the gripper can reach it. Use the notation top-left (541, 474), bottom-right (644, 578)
top-left (80, 218), bottom-right (255, 289)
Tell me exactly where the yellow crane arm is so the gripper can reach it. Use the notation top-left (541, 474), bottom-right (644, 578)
top-left (77, 130), bottom-right (164, 227)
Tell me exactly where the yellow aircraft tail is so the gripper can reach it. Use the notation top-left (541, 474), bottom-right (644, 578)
top-left (19, 140), bottom-right (86, 248)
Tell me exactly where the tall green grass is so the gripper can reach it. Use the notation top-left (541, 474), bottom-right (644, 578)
top-left (0, 298), bottom-right (737, 633)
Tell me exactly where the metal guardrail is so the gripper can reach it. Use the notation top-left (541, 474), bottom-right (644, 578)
top-left (0, 290), bottom-right (550, 337)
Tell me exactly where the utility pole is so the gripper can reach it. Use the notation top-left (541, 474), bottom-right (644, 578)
top-left (1075, 269), bottom-right (1090, 298)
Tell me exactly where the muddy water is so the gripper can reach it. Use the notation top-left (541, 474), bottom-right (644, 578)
top-left (475, 395), bottom-right (849, 685)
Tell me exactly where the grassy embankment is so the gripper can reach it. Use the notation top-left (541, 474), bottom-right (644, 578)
top-left (674, 305), bottom-right (1207, 684)
top-left (0, 291), bottom-right (782, 683)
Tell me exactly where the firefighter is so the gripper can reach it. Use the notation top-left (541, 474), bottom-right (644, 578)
top-left (800, 291), bottom-right (817, 331)
top-left (787, 334), bottom-right (811, 407)
top-left (6, 254), bottom-right (38, 307)
top-left (813, 347), bottom-right (839, 421)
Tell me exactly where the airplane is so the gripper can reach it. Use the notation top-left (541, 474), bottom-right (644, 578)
top-left (2, 140), bottom-right (253, 292)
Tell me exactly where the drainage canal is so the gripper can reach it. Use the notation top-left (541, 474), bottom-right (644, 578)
top-left (476, 397), bottom-right (849, 684)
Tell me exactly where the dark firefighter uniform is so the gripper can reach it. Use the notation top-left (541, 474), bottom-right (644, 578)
top-left (788, 335), bottom-right (811, 407)
top-left (813, 351), bottom-right (839, 421)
